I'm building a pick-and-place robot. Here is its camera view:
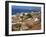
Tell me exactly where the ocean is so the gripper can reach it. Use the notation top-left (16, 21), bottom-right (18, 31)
top-left (12, 6), bottom-right (41, 15)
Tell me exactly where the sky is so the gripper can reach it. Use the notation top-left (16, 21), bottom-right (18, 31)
top-left (12, 6), bottom-right (41, 15)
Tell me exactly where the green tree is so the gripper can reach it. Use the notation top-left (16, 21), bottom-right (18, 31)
top-left (25, 13), bottom-right (33, 19)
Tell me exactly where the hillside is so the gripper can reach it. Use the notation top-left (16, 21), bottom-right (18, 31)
top-left (12, 12), bottom-right (41, 31)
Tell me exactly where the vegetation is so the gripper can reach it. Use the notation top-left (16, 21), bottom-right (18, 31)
top-left (13, 23), bottom-right (21, 31)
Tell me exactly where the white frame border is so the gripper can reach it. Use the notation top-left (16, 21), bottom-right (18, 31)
top-left (9, 3), bottom-right (44, 35)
